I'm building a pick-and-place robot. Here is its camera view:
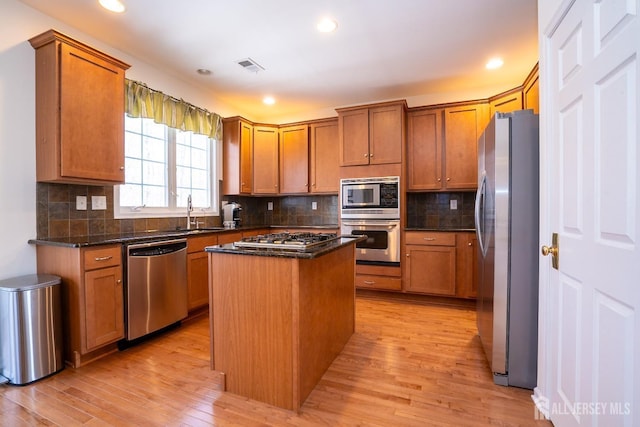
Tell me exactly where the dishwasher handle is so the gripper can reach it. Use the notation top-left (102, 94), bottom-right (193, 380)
top-left (128, 239), bottom-right (187, 257)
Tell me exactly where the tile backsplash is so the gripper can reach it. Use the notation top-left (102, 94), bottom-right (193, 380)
top-left (36, 183), bottom-right (474, 240)
top-left (406, 191), bottom-right (476, 229)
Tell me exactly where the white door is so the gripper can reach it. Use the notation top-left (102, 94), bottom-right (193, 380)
top-left (541, 0), bottom-right (639, 426)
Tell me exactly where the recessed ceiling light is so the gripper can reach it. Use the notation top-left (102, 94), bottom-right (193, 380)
top-left (98, 0), bottom-right (125, 13)
top-left (486, 57), bottom-right (504, 70)
top-left (263, 96), bottom-right (276, 105)
top-left (317, 17), bottom-right (338, 33)
top-left (196, 68), bottom-right (212, 76)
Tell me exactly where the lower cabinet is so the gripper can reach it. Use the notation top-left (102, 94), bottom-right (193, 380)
top-left (403, 231), bottom-right (477, 298)
top-left (36, 244), bottom-right (124, 367)
top-left (187, 235), bottom-right (218, 311)
top-left (355, 264), bottom-right (402, 291)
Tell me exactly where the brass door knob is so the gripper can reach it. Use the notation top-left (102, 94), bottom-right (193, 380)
top-left (541, 245), bottom-right (557, 257)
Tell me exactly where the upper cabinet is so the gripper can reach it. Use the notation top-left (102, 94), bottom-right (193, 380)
top-left (223, 117), bottom-right (253, 195)
top-left (407, 108), bottom-right (443, 190)
top-left (279, 125), bottom-right (309, 194)
top-left (29, 30), bottom-right (130, 185)
top-left (338, 101), bottom-right (406, 166)
top-left (442, 103), bottom-right (488, 190)
top-left (252, 126), bottom-right (280, 194)
top-left (489, 89), bottom-right (523, 117)
top-left (523, 63), bottom-right (539, 114)
top-left (309, 119), bottom-right (339, 193)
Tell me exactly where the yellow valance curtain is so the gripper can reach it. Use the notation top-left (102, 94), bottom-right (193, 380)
top-left (125, 79), bottom-right (223, 140)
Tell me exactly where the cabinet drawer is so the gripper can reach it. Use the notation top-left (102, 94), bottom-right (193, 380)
top-left (405, 232), bottom-right (455, 246)
top-left (188, 235), bottom-right (218, 253)
top-left (355, 274), bottom-right (402, 291)
top-left (84, 246), bottom-right (121, 270)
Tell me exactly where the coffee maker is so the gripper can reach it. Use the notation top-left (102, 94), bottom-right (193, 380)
top-left (222, 202), bottom-right (242, 228)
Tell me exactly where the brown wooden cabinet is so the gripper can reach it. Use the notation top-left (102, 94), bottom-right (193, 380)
top-left (523, 63), bottom-right (539, 114)
top-left (36, 244), bottom-right (124, 367)
top-left (279, 125), bottom-right (309, 194)
top-left (407, 108), bottom-right (444, 190)
top-left (252, 126), bottom-right (280, 194)
top-left (355, 264), bottom-right (402, 291)
top-left (404, 232), bottom-right (456, 295)
top-left (223, 117), bottom-right (253, 195)
top-left (443, 103), bottom-right (488, 190)
top-left (489, 89), bottom-right (523, 117)
top-left (455, 232), bottom-right (478, 299)
top-left (338, 101), bottom-right (406, 166)
top-left (309, 119), bottom-right (339, 193)
top-left (29, 30), bottom-right (129, 185)
top-left (187, 235), bottom-right (218, 311)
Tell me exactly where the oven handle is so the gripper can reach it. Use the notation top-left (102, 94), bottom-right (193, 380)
top-left (341, 220), bottom-right (399, 228)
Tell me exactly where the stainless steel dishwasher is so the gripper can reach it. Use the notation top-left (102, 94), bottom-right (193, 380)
top-left (125, 238), bottom-right (188, 341)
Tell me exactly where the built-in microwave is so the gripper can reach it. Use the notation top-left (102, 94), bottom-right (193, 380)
top-left (340, 176), bottom-right (400, 219)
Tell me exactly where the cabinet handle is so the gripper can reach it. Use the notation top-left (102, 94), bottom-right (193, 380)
top-left (468, 242), bottom-right (472, 246)
top-left (94, 255), bottom-right (113, 261)
top-left (363, 280), bottom-right (376, 285)
top-left (423, 237), bottom-right (436, 241)
top-left (437, 178), bottom-right (441, 182)
top-left (447, 177), bottom-right (450, 181)
top-left (406, 254), bottom-right (410, 257)
top-left (116, 279), bottom-right (122, 284)
top-left (120, 166), bottom-right (124, 170)
top-left (363, 153), bottom-right (369, 158)
top-left (369, 153), bottom-right (374, 158)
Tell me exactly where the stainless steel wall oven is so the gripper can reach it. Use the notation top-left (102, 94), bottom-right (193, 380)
top-left (340, 176), bottom-right (400, 266)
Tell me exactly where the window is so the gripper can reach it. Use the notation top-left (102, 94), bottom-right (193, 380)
top-left (114, 115), bottom-right (218, 218)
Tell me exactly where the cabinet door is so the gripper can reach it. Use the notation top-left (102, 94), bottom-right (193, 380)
top-left (187, 251), bottom-right (209, 310)
top-left (222, 119), bottom-right (253, 195)
top-left (279, 125), bottom-right (309, 194)
top-left (443, 104), bottom-right (487, 189)
top-left (60, 43), bottom-right (125, 183)
top-left (407, 109), bottom-right (443, 190)
top-left (309, 120), bottom-right (339, 193)
top-left (523, 68), bottom-right (539, 114)
top-left (239, 121), bottom-right (254, 194)
top-left (455, 233), bottom-right (478, 298)
top-left (369, 104), bottom-right (403, 165)
top-left (405, 245), bottom-right (456, 295)
top-left (339, 108), bottom-right (369, 166)
top-left (489, 91), bottom-right (523, 117)
top-left (252, 126), bottom-right (279, 194)
top-left (84, 265), bottom-right (124, 351)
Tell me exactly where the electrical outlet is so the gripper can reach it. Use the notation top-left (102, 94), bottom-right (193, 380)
top-left (76, 195), bottom-right (87, 210)
top-left (92, 195), bottom-right (107, 210)
top-left (267, 201), bottom-right (273, 211)
top-left (312, 201), bottom-right (318, 210)
top-left (450, 199), bottom-right (458, 210)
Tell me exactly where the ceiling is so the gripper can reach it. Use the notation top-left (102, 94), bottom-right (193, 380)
top-left (19, 0), bottom-right (539, 122)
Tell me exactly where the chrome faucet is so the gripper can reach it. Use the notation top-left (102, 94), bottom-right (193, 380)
top-left (186, 194), bottom-right (193, 230)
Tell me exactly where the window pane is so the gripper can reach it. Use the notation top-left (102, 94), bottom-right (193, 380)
top-left (142, 118), bottom-right (166, 139)
top-left (175, 144), bottom-right (190, 167)
top-left (144, 185), bottom-right (166, 207)
top-left (143, 136), bottom-right (166, 162)
top-left (191, 134), bottom-right (208, 151)
top-left (191, 189), bottom-right (209, 208)
top-left (191, 148), bottom-right (207, 169)
top-left (125, 116), bottom-right (142, 133)
top-left (125, 157), bottom-right (142, 184)
top-left (192, 169), bottom-right (209, 189)
top-left (125, 132), bottom-right (142, 158)
top-left (120, 183), bottom-right (142, 207)
top-left (143, 161), bottom-right (166, 187)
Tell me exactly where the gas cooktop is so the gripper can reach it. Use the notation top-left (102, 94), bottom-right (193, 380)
top-left (234, 232), bottom-right (340, 251)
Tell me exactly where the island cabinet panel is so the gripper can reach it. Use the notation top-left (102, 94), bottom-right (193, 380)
top-left (222, 118), bottom-right (253, 195)
top-left (252, 126), bottom-right (280, 194)
top-left (29, 30), bottom-right (130, 185)
top-left (279, 125), bottom-right (309, 194)
top-left (209, 243), bottom-right (355, 411)
top-left (406, 108), bottom-right (444, 190)
top-left (309, 119), bottom-right (339, 193)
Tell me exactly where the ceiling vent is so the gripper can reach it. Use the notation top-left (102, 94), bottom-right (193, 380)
top-left (237, 58), bottom-right (265, 73)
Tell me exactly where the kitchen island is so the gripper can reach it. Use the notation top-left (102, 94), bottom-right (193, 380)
top-left (205, 234), bottom-right (361, 411)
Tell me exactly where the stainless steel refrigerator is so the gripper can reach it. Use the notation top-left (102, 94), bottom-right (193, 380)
top-left (474, 110), bottom-right (539, 389)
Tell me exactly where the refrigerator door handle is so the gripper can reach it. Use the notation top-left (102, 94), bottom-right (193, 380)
top-left (475, 173), bottom-right (487, 257)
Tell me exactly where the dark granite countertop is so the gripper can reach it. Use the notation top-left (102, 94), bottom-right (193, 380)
top-left (28, 225), bottom-right (341, 248)
top-left (205, 235), bottom-right (365, 259)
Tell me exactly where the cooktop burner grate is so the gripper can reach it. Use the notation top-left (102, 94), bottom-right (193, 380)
top-left (234, 232), bottom-right (340, 251)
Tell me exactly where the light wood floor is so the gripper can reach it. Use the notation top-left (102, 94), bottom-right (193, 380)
top-left (0, 292), bottom-right (551, 426)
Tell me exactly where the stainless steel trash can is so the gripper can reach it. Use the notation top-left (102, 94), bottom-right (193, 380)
top-left (0, 274), bottom-right (64, 385)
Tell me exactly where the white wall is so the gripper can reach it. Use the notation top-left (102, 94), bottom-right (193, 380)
top-left (0, 0), bottom-right (237, 280)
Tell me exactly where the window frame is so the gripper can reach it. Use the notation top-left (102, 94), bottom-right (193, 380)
top-left (114, 116), bottom-right (220, 219)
